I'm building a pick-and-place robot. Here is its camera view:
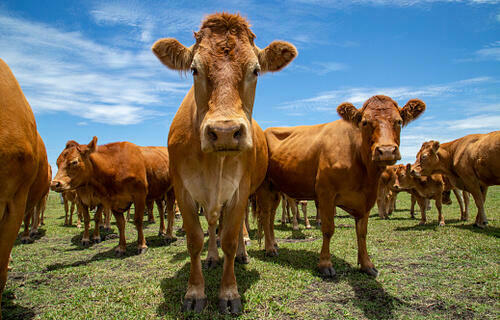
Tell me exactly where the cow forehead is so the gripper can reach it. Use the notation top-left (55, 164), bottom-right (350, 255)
top-left (362, 101), bottom-right (401, 121)
top-left (57, 148), bottom-right (78, 164)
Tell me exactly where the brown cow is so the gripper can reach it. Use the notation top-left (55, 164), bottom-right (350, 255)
top-left (256, 95), bottom-right (425, 278)
top-left (411, 132), bottom-right (500, 228)
top-left (377, 164), bottom-right (405, 219)
top-left (51, 137), bottom-right (149, 255)
top-left (62, 190), bottom-right (82, 227)
top-left (152, 13), bottom-right (296, 314)
top-left (0, 59), bottom-right (49, 319)
top-left (139, 146), bottom-right (176, 243)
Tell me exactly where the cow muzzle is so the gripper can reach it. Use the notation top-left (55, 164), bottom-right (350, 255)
top-left (201, 119), bottom-right (251, 153)
top-left (50, 180), bottom-right (69, 192)
top-left (372, 144), bottom-right (401, 165)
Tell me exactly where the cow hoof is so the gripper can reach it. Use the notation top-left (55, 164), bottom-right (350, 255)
top-left (361, 267), bottom-right (379, 277)
top-left (292, 226), bottom-right (299, 231)
top-left (93, 237), bottom-right (101, 244)
top-left (438, 222), bottom-right (445, 227)
top-left (21, 237), bottom-right (33, 244)
top-left (81, 239), bottom-right (90, 246)
top-left (182, 298), bottom-right (206, 313)
top-left (137, 247), bottom-right (148, 255)
top-left (218, 298), bottom-right (242, 315)
top-left (319, 266), bottom-right (336, 278)
top-left (235, 255), bottom-right (250, 264)
top-left (305, 225), bottom-right (312, 229)
top-left (273, 242), bottom-right (279, 249)
top-left (204, 257), bottom-right (219, 269)
top-left (473, 223), bottom-right (486, 229)
top-left (29, 231), bottom-right (38, 237)
top-left (244, 239), bottom-right (251, 246)
top-left (158, 231), bottom-right (166, 237)
top-left (163, 237), bottom-right (177, 245)
top-left (265, 250), bottom-right (278, 257)
top-left (115, 249), bottom-right (125, 257)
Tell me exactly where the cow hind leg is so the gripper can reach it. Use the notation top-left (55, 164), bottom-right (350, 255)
top-left (301, 201), bottom-right (311, 229)
top-left (133, 197), bottom-right (148, 254)
top-left (20, 209), bottom-right (33, 244)
top-left (92, 206), bottom-right (103, 243)
top-left (317, 194), bottom-right (336, 277)
top-left (157, 199), bottom-right (166, 237)
top-left (452, 189), bottom-right (466, 221)
top-left (471, 186), bottom-right (488, 228)
top-left (164, 190), bottom-right (176, 244)
top-left (462, 191), bottom-right (470, 221)
top-left (235, 220), bottom-right (249, 264)
top-left (355, 213), bottom-right (378, 277)
top-left (205, 222), bottom-right (220, 269)
top-left (80, 205), bottom-right (91, 246)
top-left (112, 210), bottom-right (127, 256)
top-left (435, 196), bottom-right (445, 227)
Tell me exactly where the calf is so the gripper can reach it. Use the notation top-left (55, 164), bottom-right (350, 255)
top-left (62, 190), bottom-right (82, 227)
top-left (51, 137), bottom-right (149, 255)
top-left (152, 13), bottom-right (296, 314)
top-left (0, 59), bottom-right (49, 320)
top-left (377, 164), bottom-right (405, 219)
top-left (256, 95), bottom-right (425, 277)
top-left (411, 132), bottom-right (500, 228)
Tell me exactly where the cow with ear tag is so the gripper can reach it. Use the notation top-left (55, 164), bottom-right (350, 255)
top-left (152, 13), bottom-right (297, 314)
top-left (255, 95), bottom-right (425, 278)
top-left (51, 137), bottom-right (149, 256)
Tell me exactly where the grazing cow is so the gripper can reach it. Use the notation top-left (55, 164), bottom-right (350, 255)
top-left (139, 146), bottom-right (176, 243)
top-left (51, 137), bottom-right (149, 255)
top-left (0, 59), bottom-right (49, 320)
top-left (62, 190), bottom-right (82, 227)
top-left (256, 95), bottom-right (425, 277)
top-left (152, 13), bottom-right (296, 314)
top-left (411, 132), bottom-right (500, 228)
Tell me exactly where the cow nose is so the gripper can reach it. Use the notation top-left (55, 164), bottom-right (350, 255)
top-left (50, 180), bottom-right (61, 191)
top-left (374, 145), bottom-right (401, 161)
top-left (204, 121), bottom-right (245, 151)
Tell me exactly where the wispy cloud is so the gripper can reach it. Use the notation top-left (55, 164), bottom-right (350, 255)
top-left (475, 41), bottom-right (500, 61)
top-left (0, 13), bottom-right (190, 125)
top-left (291, 61), bottom-right (348, 75)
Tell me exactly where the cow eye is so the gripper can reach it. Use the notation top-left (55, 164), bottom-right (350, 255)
top-left (190, 67), bottom-right (198, 76)
top-left (395, 120), bottom-right (402, 127)
top-left (70, 159), bottom-right (79, 166)
top-left (421, 154), bottom-right (428, 160)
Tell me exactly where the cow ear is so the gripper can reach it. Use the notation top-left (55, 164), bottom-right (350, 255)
top-left (400, 99), bottom-right (426, 126)
top-left (87, 136), bottom-right (98, 154)
top-left (65, 140), bottom-right (79, 149)
top-left (152, 38), bottom-right (193, 71)
top-left (337, 102), bottom-right (362, 125)
top-left (258, 41), bottom-right (297, 73)
top-left (406, 163), bottom-right (412, 175)
top-left (430, 140), bottom-right (440, 153)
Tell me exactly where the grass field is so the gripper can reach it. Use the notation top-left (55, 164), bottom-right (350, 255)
top-left (3, 187), bottom-right (499, 319)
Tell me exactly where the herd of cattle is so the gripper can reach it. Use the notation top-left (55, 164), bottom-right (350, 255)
top-left (0, 13), bottom-right (499, 317)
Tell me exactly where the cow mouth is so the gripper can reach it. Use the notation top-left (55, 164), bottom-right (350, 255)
top-left (50, 183), bottom-right (72, 193)
top-left (374, 159), bottom-right (397, 166)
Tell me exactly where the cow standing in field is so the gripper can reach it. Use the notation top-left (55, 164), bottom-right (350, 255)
top-left (51, 137), bottom-right (149, 255)
top-left (139, 146), bottom-right (176, 243)
top-left (256, 95), bottom-right (425, 277)
top-left (62, 190), bottom-right (82, 228)
top-left (0, 59), bottom-right (49, 320)
top-left (411, 132), bottom-right (500, 228)
top-left (377, 164), bottom-right (405, 219)
top-left (152, 13), bottom-right (297, 314)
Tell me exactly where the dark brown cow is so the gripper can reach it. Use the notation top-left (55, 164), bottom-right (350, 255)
top-left (411, 132), bottom-right (500, 228)
top-left (256, 95), bottom-right (425, 277)
top-left (0, 59), bottom-right (49, 319)
top-left (152, 13), bottom-right (296, 314)
top-left (139, 146), bottom-right (176, 243)
top-left (51, 137), bottom-right (149, 255)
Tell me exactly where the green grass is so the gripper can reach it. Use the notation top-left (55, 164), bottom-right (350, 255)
top-left (4, 187), bottom-right (499, 319)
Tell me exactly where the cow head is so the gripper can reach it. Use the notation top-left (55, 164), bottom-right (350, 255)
top-left (393, 164), bottom-right (415, 191)
top-left (411, 140), bottom-right (440, 177)
top-left (337, 95), bottom-right (425, 166)
top-left (51, 137), bottom-right (97, 192)
top-left (152, 13), bottom-right (297, 154)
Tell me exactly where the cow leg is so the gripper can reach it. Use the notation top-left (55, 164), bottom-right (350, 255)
top-left (355, 213), bottom-right (377, 277)
top-left (20, 208), bottom-right (33, 244)
top-left (134, 197), bottom-right (148, 254)
top-left (436, 195), bottom-right (445, 226)
top-left (40, 194), bottom-right (47, 225)
top-left (30, 203), bottom-right (41, 237)
top-left (255, 184), bottom-right (280, 256)
top-left (472, 186), bottom-right (488, 228)
top-left (103, 208), bottom-right (111, 231)
top-left (92, 206), bottom-right (103, 243)
top-left (235, 220), bottom-right (249, 264)
top-left (377, 184), bottom-right (387, 219)
top-left (243, 203), bottom-right (251, 246)
top-left (64, 198), bottom-right (70, 226)
top-left (318, 194), bottom-right (336, 277)
top-left (314, 199), bottom-right (321, 226)
top-left (388, 193), bottom-right (396, 216)
top-left (290, 199), bottom-right (299, 231)
top-left (301, 201), bottom-right (311, 229)
top-left (68, 200), bottom-right (75, 226)
top-left (452, 189), bottom-right (465, 221)
top-left (146, 200), bottom-right (155, 223)
top-left (80, 205), bottom-right (91, 246)
top-left (281, 194), bottom-right (288, 225)
top-left (0, 192), bottom-right (29, 319)
top-left (76, 203), bottom-right (83, 229)
top-left (157, 199), bottom-right (166, 237)
top-left (112, 210), bottom-right (127, 256)
top-left (416, 196), bottom-right (427, 225)
top-left (463, 191), bottom-right (470, 221)
top-left (205, 222), bottom-right (219, 269)
top-left (164, 190), bottom-right (176, 244)
top-left (218, 201), bottom-right (246, 315)
top-left (410, 194), bottom-right (416, 219)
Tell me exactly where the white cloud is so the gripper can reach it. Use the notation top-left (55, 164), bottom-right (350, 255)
top-left (0, 13), bottom-right (190, 125)
top-left (475, 41), bottom-right (500, 61)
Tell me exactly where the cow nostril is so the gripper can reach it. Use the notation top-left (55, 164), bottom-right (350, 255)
top-left (207, 130), bottom-right (218, 142)
top-left (392, 146), bottom-right (397, 154)
top-left (233, 130), bottom-right (241, 140)
top-left (377, 148), bottom-right (384, 155)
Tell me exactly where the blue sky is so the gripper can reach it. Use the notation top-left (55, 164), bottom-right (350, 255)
top-left (1, 0), bottom-right (499, 172)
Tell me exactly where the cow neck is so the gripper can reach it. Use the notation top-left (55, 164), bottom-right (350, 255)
top-left (436, 143), bottom-right (456, 178)
top-left (84, 154), bottom-right (108, 197)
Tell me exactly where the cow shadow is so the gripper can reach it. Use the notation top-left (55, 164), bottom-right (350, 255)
top-left (248, 247), bottom-right (403, 320)
top-left (453, 223), bottom-right (500, 238)
top-left (13, 229), bottom-right (47, 246)
top-left (1, 288), bottom-right (36, 320)
top-left (156, 261), bottom-right (260, 318)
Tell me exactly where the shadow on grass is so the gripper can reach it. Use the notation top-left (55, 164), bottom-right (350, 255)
top-left (453, 224), bottom-right (500, 238)
top-left (156, 261), bottom-right (260, 319)
top-left (249, 247), bottom-right (403, 320)
top-left (13, 229), bottom-right (47, 247)
top-left (1, 288), bottom-right (35, 320)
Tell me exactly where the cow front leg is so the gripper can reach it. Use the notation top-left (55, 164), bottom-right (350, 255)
top-left (218, 202), bottom-right (246, 315)
top-left (301, 201), bottom-right (311, 229)
top-left (462, 191), bottom-right (470, 221)
top-left (471, 187), bottom-right (488, 228)
top-left (157, 199), bottom-right (166, 237)
top-left (20, 209), bottom-right (33, 244)
top-left (355, 213), bottom-right (377, 277)
top-left (452, 189), bottom-right (465, 221)
top-left (435, 196), bottom-right (445, 226)
top-left (410, 194), bottom-right (416, 219)
top-left (112, 210), bottom-right (127, 256)
top-left (64, 198), bottom-right (70, 226)
top-left (92, 206), bottom-right (103, 243)
top-left (164, 190), bottom-right (176, 244)
top-left (235, 221), bottom-right (249, 264)
top-left (81, 205), bottom-right (91, 246)
top-left (318, 195), bottom-right (336, 278)
top-left (416, 196), bottom-right (427, 225)
top-left (290, 199), bottom-right (299, 231)
top-left (134, 197), bottom-right (148, 254)
top-left (103, 208), bottom-right (111, 231)
top-left (205, 222), bottom-right (219, 269)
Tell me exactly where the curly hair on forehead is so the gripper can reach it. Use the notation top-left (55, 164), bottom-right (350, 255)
top-left (197, 12), bottom-right (256, 43)
top-left (362, 95), bottom-right (398, 110)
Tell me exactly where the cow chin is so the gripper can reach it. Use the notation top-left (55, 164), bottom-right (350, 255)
top-left (374, 159), bottom-right (398, 167)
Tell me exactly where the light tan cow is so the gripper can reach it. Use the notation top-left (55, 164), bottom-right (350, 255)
top-left (152, 13), bottom-right (296, 314)
top-left (0, 59), bottom-right (49, 320)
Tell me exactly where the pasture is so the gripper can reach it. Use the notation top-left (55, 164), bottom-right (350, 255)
top-left (4, 188), bottom-right (499, 320)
